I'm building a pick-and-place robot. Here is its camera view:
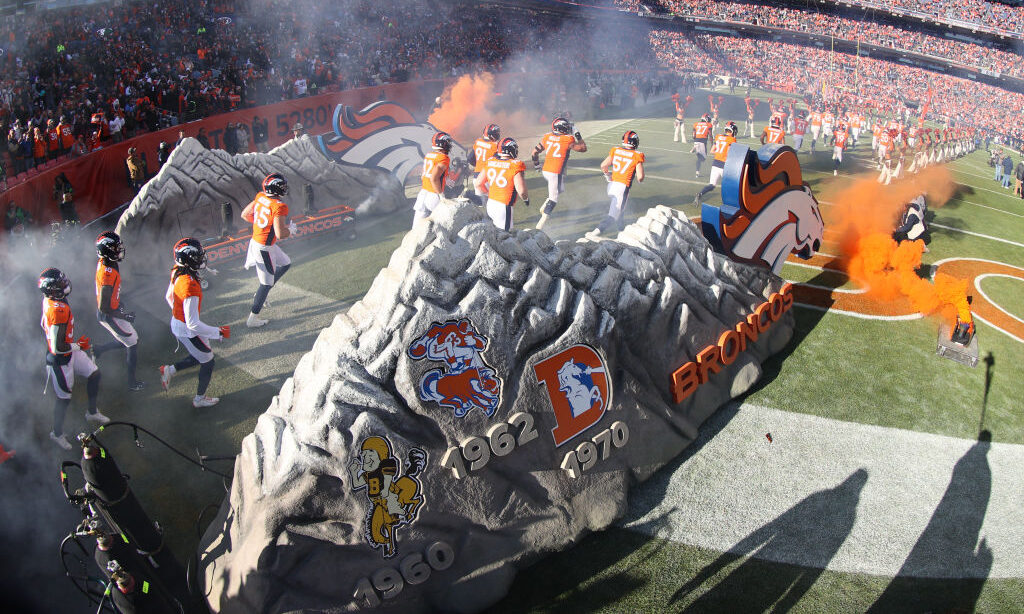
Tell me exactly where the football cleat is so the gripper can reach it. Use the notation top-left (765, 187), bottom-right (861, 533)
top-left (159, 365), bottom-right (173, 391)
top-left (128, 381), bottom-right (145, 392)
top-left (193, 395), bottom-right (220, 408)
top-left (247, 313), bottom-right (269, 328)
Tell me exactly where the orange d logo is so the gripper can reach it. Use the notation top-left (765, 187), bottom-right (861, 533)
top-left (533, 345), bottom-right (612, 447)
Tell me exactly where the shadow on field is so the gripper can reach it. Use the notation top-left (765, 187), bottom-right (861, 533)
top-left (670, 468), bottom-right (868, 612)
top-left (487, 509), bottom-right (676, 614)
top-left (867, 431), bottom-right (993, 614)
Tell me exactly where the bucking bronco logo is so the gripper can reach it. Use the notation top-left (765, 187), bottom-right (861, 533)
top-left (701, 144), bottom-right (824, 275)
top-left (316, 101), bottom-right (468, 184)
top-left (408, 319), bottom-right (502, 418)
top-left (348, 436), bottom-right (426, 559)
top-left (533, 345), bottom-right (612, 447)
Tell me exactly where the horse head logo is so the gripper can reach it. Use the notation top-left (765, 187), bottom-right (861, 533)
top-left (408, 318), bottom-right (502, 418)
top-left (316, 101), bottom-right (467, 184)
top-left (701, 144), bottom-right (824, 275)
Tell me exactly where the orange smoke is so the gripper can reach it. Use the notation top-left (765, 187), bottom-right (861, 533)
top-left (428, 73), bottom-right (532, 143)
top-left (828, 166), bottom-right (970, 327)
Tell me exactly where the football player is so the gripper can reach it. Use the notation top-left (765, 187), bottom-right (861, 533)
top-left (694, 123), bottom-right (738, 204)
top-left (760, 116), bottom-right (786, 145)
top-left (809, 108), bottom-right (822, 153)
top-left (241, 173), bottom-right (296, 328)
top-left (39, 267), bottom-right (109, 450)
top-left (412, 132), bottom-right (452, 225)
top-left (831, 122), bottom-right (850, 176)
top-left (586, 130), bottom-right (645, 238)
top-left (92, 231), bottom-right (144, 390)
top-left (159, 238), bottom-right (229, 408)
top-left (691, 114), bottom-right (713, 178)
top-left (792, 110), bottom-right (809, 153)
top-left (532, 117), bottom-right (587, 230)
top-left (475, 137), bottom-right (529, 231)
top-left (467, 124), bottom-right (501, 203)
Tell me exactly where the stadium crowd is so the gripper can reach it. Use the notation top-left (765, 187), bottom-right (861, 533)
top-left (647, 0), bottom-right (1024, 78)
top-left (622, 0), bottom-right (1024, 37)
top-left (0, 0), bottom-right (659, 189)
top-left (651, 30), bottom-right (1024, 150)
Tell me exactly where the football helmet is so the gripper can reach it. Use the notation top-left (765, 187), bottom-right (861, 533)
top-left (499, 137), bottom-right (519, 159)
top-left (484, 123), bottom-right (501, 141)
top-left (701, 113), bottom-right (712, 123)
top-left (173, 237), bottom-right (206, 271)
top-left (262, 172), bottom-right (289, 197)
top-left (432, 131), bottom-right (453, 153)
top-left (770, 115), bottom-right (782, 129)
top-left (552, 117), bottom-right (572, 135)
top-left (38, 267), bottom-right (71, 299)
top-left (725, 123), bottom-right (738, 137)
top-left (96, 231), bottom-right (125, 262)
top-left (622, 130), bottom-right (639, 149)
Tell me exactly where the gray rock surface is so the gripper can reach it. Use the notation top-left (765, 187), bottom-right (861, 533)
top-left (115, 137), bottom-right (404, 274)
top-left (198, 202), bottom-right (794, 614)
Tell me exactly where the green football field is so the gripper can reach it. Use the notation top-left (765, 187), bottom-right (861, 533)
top-left (34, 89), bottom-right (1024, 613)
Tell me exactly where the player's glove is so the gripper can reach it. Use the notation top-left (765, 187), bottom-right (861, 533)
top-left (77, 336), bottom-right (91, 351)
top-left (288, 220), bottom-right (298, 235)
top-left (522, 197), bottom-right (530, 208)
top-left (532, 158), bottom-right (541, 171)
top-left (219, 325), bottom-right (231, 340)
top-left (604, 172), bottom-right (613, 183)
top-left (574, 131), bottom-right (583, 142)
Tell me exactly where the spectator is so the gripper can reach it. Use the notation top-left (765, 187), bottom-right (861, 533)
top-left (157, 142), bottom-right (172, 169)
top-left (127, 147), bottom-right (145, 191)
top-left (224, 122), bottom-right (239, 154)
top-left (292, 122), bottom-right (305, 140)
top-left (253, 115), bottom-right (269, 152)
top-left (71, 135), bottom-right (89, 158)
top-left (53, 173), bottom-right (78, 223)
top-left (110, 112), bottom-right (125, 143)
top-left (1015, 159), bottom-right (1024, 198)
top-left (1002, 154), bottom-right (1014, 189)
top-left (236, 122), bottom-right (251, 153)
top-left (4, 202), bottom-right (32, 235)
top-left (196, 128), bottom-right (211, 149)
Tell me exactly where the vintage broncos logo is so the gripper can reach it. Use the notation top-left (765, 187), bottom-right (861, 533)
top-left (316, 100), bottom-right (467, 184)
top-left (701, 144), bottom-right (824, 275)
top-left (408, 318), bottom-right (502, 418)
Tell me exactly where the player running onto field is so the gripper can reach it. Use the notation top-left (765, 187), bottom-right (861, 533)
top-left (242, 173), bottom-right (297, 328)
top-left (586, 130), bottom-right (645, 238)
top-left (92, 231), bottom-right (144, 390)
top-left (475, 137), bottom-right (529, 231)
top-left (532, 117), bottom-right (587, 230)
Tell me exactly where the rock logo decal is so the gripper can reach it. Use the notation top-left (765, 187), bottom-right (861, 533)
top-left (348, 436), bottom-right (427, 558)
top-left (408, 319), bottom-right (502, 418)
top-left (701, 143), bottom-right (824, 275)
top-left (533, 344), bottom-right (612, 446)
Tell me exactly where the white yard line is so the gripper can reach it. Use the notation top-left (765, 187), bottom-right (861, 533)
top-left (622, 402), bottom-right (1024, 578)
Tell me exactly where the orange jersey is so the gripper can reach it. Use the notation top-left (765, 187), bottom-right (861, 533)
top-left (810, 112), bottom-right (822, 127)
top-left (171, 273), bottom-right (203, 324)
top-left (693, 121), bottom-right (712, 141)
top-left (472, 139), bottom-right (499, 173)
top-left (879, 131), bottom-right (893, 148)
top-left (95, 262), bottom-right (121, 312)
top-left (762, 127), bottom-right (786, 144)
top-left (833, 130), bottom-right (849, 149)
top-left (481, 157), bottom-right (526, 205)
top-left (420, 151), bottom-right (450, 194)
top-left (710, 134), bottom-right (736, 163)
top-left (608, 147), bottom-right (645, 185)
top-left (851, 115), bottom-right (863, 129)
top-left (248, 192), bottom-right (289, 246)
top-left (538, 133), bottom-right (577, 174)
top-left (794, 118), bottom-right (808, 136)
top-left (42, 298), bottom-right (74, 354)
top-left (822, 112), bottom-right (834, 126)
top-left (47, 128), bottom-right (60, 151)
top-left (59, 124), bottom-right (75, 149)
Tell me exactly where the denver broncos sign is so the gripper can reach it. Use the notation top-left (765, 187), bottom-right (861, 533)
top-left (701, 144), bottom-right (824, 275)
top-left (315, 100), bottom-right (467, 184)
